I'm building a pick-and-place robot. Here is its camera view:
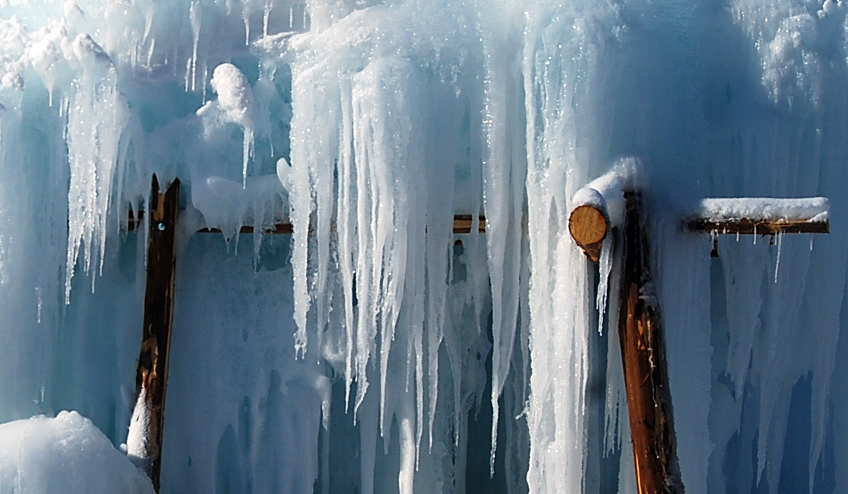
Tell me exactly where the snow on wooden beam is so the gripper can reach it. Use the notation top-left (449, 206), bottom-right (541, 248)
top-left (687, 197), bottom-right (830, 234)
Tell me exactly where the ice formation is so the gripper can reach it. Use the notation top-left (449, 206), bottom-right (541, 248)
top-left (0, 411), bottom-right (153, 493)
top-left (694, 197), bottom-right (830, 223)
top-left (0, 0), bottom-right (845, 493)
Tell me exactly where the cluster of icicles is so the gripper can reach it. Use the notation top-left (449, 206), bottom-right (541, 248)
top-left (0, 0), bottom-right (844, 492)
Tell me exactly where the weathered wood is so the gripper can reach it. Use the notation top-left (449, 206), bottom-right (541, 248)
top-left (619, 193), bottom-right (683, 494)
top-left (687, 218), bottom-right (829, 235)
top-left (134, 176), bottom-right (180, 492)
top-left (568, 204), bottom-right (608, 263)
top-left (130, 214), bottom-right (488, 235)
top-left (449, 214), bottom-right (487, 234)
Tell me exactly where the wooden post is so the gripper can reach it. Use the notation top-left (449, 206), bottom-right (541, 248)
top-left (618, 193), bottom-right (682, 494)
top-left (132, 175), bottom-right (180, 492)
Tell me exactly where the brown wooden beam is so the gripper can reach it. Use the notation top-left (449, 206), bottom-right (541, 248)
top-left (619, 193), bottom-right (683, 494)
top-left (129, 213), bottom-right (487, 235)
top-left (133, 175), bottom-right (180, 492)
top-left (687, 218), bottom-right (829, 235)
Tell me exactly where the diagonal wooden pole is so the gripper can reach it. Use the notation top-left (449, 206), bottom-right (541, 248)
top-left (131, 175), bottom-right (180, 492)
top-left (618, 193), bottom-right (682, 493)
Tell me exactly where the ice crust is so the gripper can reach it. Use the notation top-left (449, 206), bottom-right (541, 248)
top-left (0, 411), bottom-right (154, 494)
top-left (694, 197), bottom-right (830, 222)
top-left (0, 0), bottom-right (844, 493)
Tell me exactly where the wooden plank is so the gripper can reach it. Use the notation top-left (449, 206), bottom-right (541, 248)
top-left (687, 218), bottom-right (829, 235)
top-left (619, 193), bottom-right (683, 494)
top-left (130, 214), bottom-right (487, 235)
top-left (133, 175), bottom-right (180, 492)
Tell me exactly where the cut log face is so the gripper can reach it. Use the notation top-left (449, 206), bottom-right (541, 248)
top-left (568, 205), bottom-right (608, 263)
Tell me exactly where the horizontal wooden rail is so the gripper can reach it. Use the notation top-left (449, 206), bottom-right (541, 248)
top-left (128, 212), bottom-right (487, 235)
top-left (687, 218), bottom-right (829, 235)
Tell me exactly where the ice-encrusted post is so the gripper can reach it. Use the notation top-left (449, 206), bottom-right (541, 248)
top-left (127, 176), bottom-right (180, 492)
top-left (618, 192), bottom-right (683, 494)
top-left (569, 166), bottom-right (683, 494)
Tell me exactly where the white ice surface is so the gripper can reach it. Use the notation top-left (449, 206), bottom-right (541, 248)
top-left (0, 411), bottom-right (153, 494)
top-left (694, 197), bottom-right (830, 222)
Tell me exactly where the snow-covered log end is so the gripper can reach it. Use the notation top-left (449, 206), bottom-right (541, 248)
top-left (568, 158), bottom-right (641, 261)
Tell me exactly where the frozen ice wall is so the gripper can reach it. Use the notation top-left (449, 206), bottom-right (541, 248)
top-left (0, 0), bottom-right (847, 492)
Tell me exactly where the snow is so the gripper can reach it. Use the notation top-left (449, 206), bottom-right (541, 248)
top-left (0, 0), bottom-right (844, 493)
top-left (570, 158), bottom-right (639, 230)
top-left (126, 386), bottom-right (151, 474)
top-left (694, 197), bottom-right (830, 223)
top-left (0, 411), bottom-right (153, 494)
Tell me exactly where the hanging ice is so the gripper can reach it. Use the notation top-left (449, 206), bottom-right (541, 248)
top-left (0, 0), bottom-right (843, 493)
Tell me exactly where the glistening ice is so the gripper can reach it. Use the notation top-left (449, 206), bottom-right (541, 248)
top-left (0, 0), bottom-right (845, 493)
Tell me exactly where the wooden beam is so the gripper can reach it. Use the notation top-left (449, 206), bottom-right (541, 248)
top-left (687, 218), bottom-right (829, 235)
top-left (619, 193), bottom-right (683, 494)
top-left (132, 176), bottom-right (180, 492)
top-left (130, 213), bottom-right (488, 235)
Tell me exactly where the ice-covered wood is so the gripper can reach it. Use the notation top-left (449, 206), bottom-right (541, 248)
top-left (619, 194), bottom-right (682, 494)
top-left (688, 197), bottom-right (830, 234)
top-left (129, 214), bottom-right (487, 235)
top-left (130, 176), bottom-right (180, 493)
top-left (568, 167), bottom-right (630, 262)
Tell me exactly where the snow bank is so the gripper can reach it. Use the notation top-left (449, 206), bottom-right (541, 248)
top-left (0, 411), bottom-right (153, 494)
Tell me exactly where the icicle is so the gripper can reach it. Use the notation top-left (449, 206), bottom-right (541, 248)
top-left (189, 1), bottom-right (202, 93)
top-left (210, 63), bottom-right (255, 187)
top-left (35, 287), bottom-right (42, 324)
top-left (774, 231), bottom-right (784, 282)
top-left (263, 0), bottom-right (272, 37)
top-left (596, 233), bottom-right (614, 335)
top-left (64, 35), bottom-right (128, 302)
top-left (243, 9), bottom-right (250, 46)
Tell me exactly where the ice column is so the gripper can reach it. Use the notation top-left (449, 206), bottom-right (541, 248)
top-left (65, 34), bottom-right (128, 302)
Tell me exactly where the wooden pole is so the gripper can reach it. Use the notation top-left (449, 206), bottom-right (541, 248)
top-left (618, 193), bottom-right (682, 494)
top-left (133, 175), bottom-right (180, 492)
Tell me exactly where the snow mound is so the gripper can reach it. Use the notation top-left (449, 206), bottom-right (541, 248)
top-left (0, 411), bottom-right (154, 494)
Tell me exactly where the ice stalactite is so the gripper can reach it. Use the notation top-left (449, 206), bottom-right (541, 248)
top-left (285, 4), bottom-right (480, 491)
top-left (2, 0), bottom-right (848, 493)
top-left (477, 0), bottom-right (527, 475)
top-left (64, 34), bottom-right (128, 302)
top-left (520, 0), bottom-right (625, 490)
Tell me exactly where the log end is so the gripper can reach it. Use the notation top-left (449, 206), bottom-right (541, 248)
top-left (569, 204), bottom-right (608, 263)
